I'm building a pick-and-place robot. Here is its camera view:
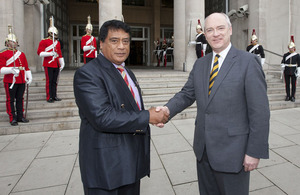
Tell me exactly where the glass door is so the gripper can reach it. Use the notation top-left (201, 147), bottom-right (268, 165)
top-left (127, 26), bottom-right (150, 66)
top-left (70, 24), bottom-right (98, 68)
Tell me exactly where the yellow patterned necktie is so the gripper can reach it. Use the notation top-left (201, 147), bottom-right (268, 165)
top-left (209, 54), bottom-right (220, 96)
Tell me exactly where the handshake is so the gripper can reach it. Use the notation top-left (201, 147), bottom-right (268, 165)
top-left (148, 106), bottom-right (170, 127)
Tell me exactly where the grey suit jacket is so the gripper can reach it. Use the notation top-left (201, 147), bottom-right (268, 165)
top-left (73, 54), bottom-right (150, 190)
top-left (166, 45), bottom-right (270, 173)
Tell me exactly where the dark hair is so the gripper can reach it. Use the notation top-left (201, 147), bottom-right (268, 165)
top-left (99, 20), bottom-right (131, 43)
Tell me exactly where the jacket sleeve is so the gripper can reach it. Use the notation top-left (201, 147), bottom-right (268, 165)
top-left (165, 64), bottom-right (196, 119)
top-left (245, 55), bottom-right (270, 159)
top-left (73, 64), bottom-right (150, 134)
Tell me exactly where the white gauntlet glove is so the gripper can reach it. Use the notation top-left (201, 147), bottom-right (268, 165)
top-left (188, 41), bottom-right (196, 46)
top-left (261, 58), bottom-right (265, 66)
top-left (0, 67), bottom-right (20, 76)
top-left (39, 51), bottom-right (57, 57)
top-left (83, 45), bottom-right (95, 52)
top-left (296, 67), bottom-right (300, 77)
top-left (25, 70), bottom-right (32, 85)
top-left (59, 57), bottom-right (65, 71)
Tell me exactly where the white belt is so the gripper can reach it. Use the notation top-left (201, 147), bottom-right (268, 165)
top-left (284, 64), bottom-right (297, 67)
top-left (196, 42), bottom-right (202, 45)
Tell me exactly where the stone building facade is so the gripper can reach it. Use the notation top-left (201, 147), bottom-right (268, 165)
top-left (0, 0), bottom-right (299, 72)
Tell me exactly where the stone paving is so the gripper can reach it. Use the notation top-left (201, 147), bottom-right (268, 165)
top-left (0, 107), bottom-right (300, 195)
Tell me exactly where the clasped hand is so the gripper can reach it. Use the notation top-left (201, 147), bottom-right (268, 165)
top-left (148, 106), bottom-right (170, 127)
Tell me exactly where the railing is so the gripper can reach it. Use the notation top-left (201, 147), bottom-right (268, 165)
top-left (264, 49), bottom-right (282, 58)
top-left (264, 49), bottom-right (283, 71)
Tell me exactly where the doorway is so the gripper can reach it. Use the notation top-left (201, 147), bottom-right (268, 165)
top-left (127, 40), bottom-right (147, 66)
top-left (127, 27), bottom-right (150, 66)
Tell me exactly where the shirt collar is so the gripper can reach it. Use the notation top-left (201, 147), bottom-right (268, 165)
top-left (113, 62), bottom-right (125, 69)
top-left (213, 42), bottom-right (232, 59)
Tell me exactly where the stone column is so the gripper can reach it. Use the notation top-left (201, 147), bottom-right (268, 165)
top-left (98, 0), bottom-right (123, 28)
top-left (153, 0), bottom-right (160, 47)
top-left (24, 3), bottom-right (43, 72)
top-left (0, 0), bottom-right (25, 52)
top-left (173, 0), bottom-right (185, 71)
top-left (185, 0), bottom-right (205, 71)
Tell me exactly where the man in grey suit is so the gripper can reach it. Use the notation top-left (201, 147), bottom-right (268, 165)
top-left (157, 13), bottom-right (270, 194)
top-left (74, 20), bottom-right (169, 195)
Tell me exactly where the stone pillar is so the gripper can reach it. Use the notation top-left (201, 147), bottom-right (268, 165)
top-left (98, 0), bottom-right (123, 28)
top-left (153, 0), bottom-right (160, 47)
top-left (24, 3), bottom-right (43, 72)
top-left (0, 0), bottom-right (25, 52)
top-left (185, 0), bottom-right (205, 71)
top-left (173, 0), bottom-right (185, 71)
top-left (291, 0), bottom-right (300, 39)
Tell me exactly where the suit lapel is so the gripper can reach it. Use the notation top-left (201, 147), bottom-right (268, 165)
top-left (203, 53), bottom-right (213, 104)
top-left (207, 47), bottom-right (237, 104)
top-left (99, 55), bottom-right (140, 111)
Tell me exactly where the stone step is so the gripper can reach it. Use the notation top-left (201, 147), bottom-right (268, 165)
top-left (0, 116), bottom-right (80, 135)
top-left (1, 68), bottom-right (300, 135)
top-left (0, 107), bottom-right (79, 122)
top-left (269, 100), bottom-right (300, 110)
top-left (0, 99), bottom-right (77, 112)
top-left (139, 82), bottom-right (185, 89)
top-left (0, 91), bottom-right (74, 102)
top-left (0, 85), bottom-right (73, 94)
top-left (267, 64), bottom-right (281, 70)
top-left (267, 81), bottom-right (285, 88)
top-left (143, 94), bottom-right (176, 103)
top-left (267, 93), bottom-right (300, 101)
top-left (267, 87), bottom-right (288, 94)
top-left (142, 88), bottom-right (183, 95)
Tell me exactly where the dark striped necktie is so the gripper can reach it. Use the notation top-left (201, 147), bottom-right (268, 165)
top-left (209, 54), bottom-right (220, 96)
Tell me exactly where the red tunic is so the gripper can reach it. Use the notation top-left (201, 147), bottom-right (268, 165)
top-left (37, 38), bottom-right (62, 68)
top-left (0, 48), bottom-right (29, 84)
top-left (81, 34), bottom-right (97, 58)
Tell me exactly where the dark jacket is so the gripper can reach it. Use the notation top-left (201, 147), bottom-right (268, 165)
top-left (73, 54), bottom-right (150, 190)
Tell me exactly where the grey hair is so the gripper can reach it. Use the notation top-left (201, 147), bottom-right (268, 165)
top-left (204, 12), bottom-right (232, 31)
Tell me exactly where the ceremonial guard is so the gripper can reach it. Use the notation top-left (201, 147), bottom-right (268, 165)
top-left (0, 25), bottom-right (32, 126)
top-left (195, 19), bottom-right (207, 58)
top-left (171, 35), bottom-right (174, 48)
top-left (247, 29), bottom-right (265, 65)
top-left (161, 38), bottom-right (168, 67)
top-left (154, 38), bottom-right (162, 67)
top-left (37, 16), bottom-right (65, 103)
top-left (81, 15), bottom-right (97, 64)
top-left (281, 35), bottom-right (300, 102)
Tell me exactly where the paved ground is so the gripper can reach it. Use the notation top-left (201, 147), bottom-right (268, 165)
top-left (0, 107), bottom-right (300, 195)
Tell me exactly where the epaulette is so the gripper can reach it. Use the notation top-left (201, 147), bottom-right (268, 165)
top-left (0, 48), bottom-right (8, 53)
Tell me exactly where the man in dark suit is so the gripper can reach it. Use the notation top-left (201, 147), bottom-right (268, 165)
top-left (73, 20), bottom-right (168, 195)
top-left (157, 13), bottom-right (270, 195)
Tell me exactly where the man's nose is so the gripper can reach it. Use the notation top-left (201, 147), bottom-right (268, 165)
top-left (117, 41), bottom-right (125, 49)
top-left (213, 29), bottom-right (220, 36)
